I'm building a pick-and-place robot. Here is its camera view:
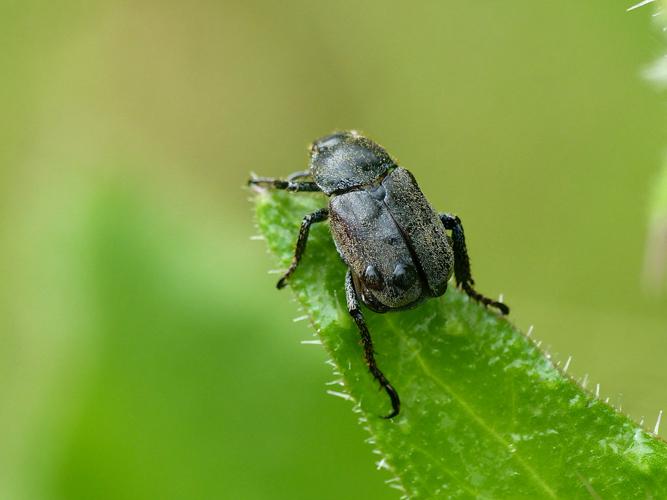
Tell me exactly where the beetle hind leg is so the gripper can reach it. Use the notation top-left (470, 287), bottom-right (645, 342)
top-left (440, 213), bottom-right (509, 315)
top-left (345, 270), bottom-right (401, 419)
top-left (277, 208), bottom-right (329, 289)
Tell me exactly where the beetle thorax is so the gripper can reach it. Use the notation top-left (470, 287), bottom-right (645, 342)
top-left (309, 131), bottom-right (394, 195)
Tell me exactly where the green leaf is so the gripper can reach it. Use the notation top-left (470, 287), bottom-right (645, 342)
top-left (254, 189), bottom-right (667, 499)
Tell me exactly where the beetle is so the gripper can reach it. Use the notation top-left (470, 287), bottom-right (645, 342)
top-left (250, 131), bottom-right (509, 418)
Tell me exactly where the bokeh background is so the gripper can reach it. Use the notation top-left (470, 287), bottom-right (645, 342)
top-left (2, 1), bottom-right (666, 499)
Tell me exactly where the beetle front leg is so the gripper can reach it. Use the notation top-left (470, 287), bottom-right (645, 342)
top-left (440, 213), bottom-right (509, 315)
top-left (286, 170), bottom-right (312, 181)
top-left (277, 208), bottom-right (329, 289)
top-left (248, 175), bottom-right (321, 192)
top-left (345, 270), bottom-right (401, 419)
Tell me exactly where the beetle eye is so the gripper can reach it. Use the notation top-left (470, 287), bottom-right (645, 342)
top-left (392, 263), bottom-right (416, 289)
top-left (363, 265), bottom-right (383, 290)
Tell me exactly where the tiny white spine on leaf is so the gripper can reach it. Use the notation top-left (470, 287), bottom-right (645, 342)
top-left (627, 0), bottom-right (655, 12)
top-left (595, 384), bottom-right (600, 398)
top-left (388, 483), bottom-right (406, 492)
top-left (563, 355), bottom-right (572, 373)
top-left (655, 410), bottom-right (663, 435)
top-left (376, 458), bottom-right (390, 470)
top-left (293, 314), bottom-right (309, 322)
top-left (325, 379), bottom-right (345, 386)
top-left (526, 325), bottom-right (534, 337)
top-left (300, 339), bottom-right (322, 345)
top-left (327, 390), bottom-right (354, 402)
top-left (582, 374), bottom-right (589, 388)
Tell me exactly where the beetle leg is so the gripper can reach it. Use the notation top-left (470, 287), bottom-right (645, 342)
top-left (440, 213), bottom-right (510, 315)
top-left (248, 176), bottom-right (321, 192)
top-left (286, 170), bottom-right (312, 181)
top-left (277, 208), bottom-right (329, 289)
top-left (345, 269), bottom-right (401, 419)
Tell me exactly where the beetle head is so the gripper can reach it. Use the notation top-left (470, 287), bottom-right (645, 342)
top-left (309, 131), bottom-right (394, 195)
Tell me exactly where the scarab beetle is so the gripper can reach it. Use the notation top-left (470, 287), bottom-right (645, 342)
top-left (250, 131), bottom-right (509, 418)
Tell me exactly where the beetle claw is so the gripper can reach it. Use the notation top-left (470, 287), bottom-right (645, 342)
top-left (380, 382), bottom-right (401, 419)
top-left (494, 302), bottom-right (510, 315)
top-left (461, 282), bottom-right (510, 315)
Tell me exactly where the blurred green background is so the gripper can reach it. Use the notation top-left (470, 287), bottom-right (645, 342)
top-left (2, 1), bottom-right (666, 499)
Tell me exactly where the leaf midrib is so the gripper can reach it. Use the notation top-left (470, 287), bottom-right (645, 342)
top-left (385, 316), bottom-right (558, 499)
